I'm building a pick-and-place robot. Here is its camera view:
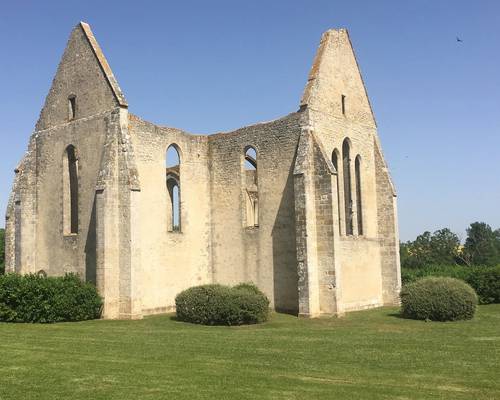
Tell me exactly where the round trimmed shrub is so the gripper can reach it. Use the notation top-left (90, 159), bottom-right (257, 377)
top-left (232, 283), bottom-right (270, 324)
top-left (175, 283), bottom-right (269, 326)
top-left (233, 282), bottom-right (263, 295)
top-left (0, 273), bottom-right (103, 323)
top-left (400, 277), bottom-right (477, 321)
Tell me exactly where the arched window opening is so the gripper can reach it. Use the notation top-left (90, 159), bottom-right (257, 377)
top-left (166, 145), bottom-right (180, 168)
top-left (244, 147), bottom-right (257, 171)
top-left (342, 139), bottom-right (353, 235)
top-left (63, 145), bottom-right (78, 234)
top-left (332, 149), bottom-right (341, 234)
top-left (243, 146), bottom-right (258, 227)
top-left (37, 270), bottom-right (47, 278)
top-left (355, 155), bottom-right (363, 235)
top-left (166, 145), bottom-right (181, 232)
top-left (166, 176), bottom-right (180, 232)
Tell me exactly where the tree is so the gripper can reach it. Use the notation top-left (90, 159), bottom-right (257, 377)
top-left (495, 229), bottom-right (500, 255)
top-left (409, 231), bottom-right (433, 267)
top-left (400, 228), bottom-right (461, 268)
top-left (0, 228), bottom-right (4, 275)
top-left (399, 241), bottom-right (413, 268)
top-left (429, 228), bottom-right (461, 265)
top-left (464, 222), bottom-right (500, 266)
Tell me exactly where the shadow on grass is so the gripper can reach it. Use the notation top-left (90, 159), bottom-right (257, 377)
top-left (168, 314), bottom-right (277, 328)
top-left (275, 308), bottom-right (299, 317)
top-left (386, 311), bottom-right (407, 319)
top-left (167, 315), bottom-right (228, 326)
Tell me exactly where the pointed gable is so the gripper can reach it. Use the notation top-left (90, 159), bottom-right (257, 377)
top-left (301, 29), bottom-right (376, 127)
top-left (36, 22), bottom-right (127, 131)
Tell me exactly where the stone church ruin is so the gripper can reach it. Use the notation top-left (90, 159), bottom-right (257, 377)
top-left (5, 22), bottom-right (401, 319)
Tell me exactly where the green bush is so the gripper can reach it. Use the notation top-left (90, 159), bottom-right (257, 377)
top-left (175, 283), bottom-right (269, 326)
top-left (401, 264), bottom-right (500, 304)
top-left (233, 282), bottom-right (263, 295)
top-left (0, 228), bottom-right (4, 275)
top-left (400, 277), bottom-right (477, 321)
top-left (401, 264), bottom-right (471, 285)
top-left (465, 266), bottom-right (500, 304)
top-left (0, 273), bottom-right (102, 323)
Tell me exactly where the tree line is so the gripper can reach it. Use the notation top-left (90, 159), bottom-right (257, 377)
top-left (0, 228), bottom-right (4, 274)
top-left (400, 222), bottom-right (500, 268)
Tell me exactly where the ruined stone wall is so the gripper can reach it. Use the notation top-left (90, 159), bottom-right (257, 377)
top-left (128, 115), bottom-right (212, 314)
top-left (208, 113), bottom-right (302, 312)
top-left (5, 21), bottom-right (127, 280)
top-left (5, 136), bottom-right (38, 274)
top-left (293, 130), bottom-right (343, 317)
top-left (299, 29), bottom-right (390, 311)
top-left (35, 24), bottom-right (122, 132)
top-left (374, 138), bottom-right (401, 305)
top-left (4, 177), bottom-right (17, 272)
top-left (293, 131), bottom-right (315, 316)
top-left (33, 113), bottom-right (110, 277)
top-left (307, 110), bottom-right (383, 310)
top-left (5, 23), bottom-right (401, 319)
top-left (311, 136), bottom-right (339, 315)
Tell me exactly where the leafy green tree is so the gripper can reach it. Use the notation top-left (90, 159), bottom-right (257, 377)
top-left (400, 232), bottom-right (432, 268)
top-left (0, 228), bottom-right (4, 275)
top-left (410, 231), bottom-right (434, 267)
top-left (399, 241), bottom-right (412, 268)
top-left (464, 222), bottom-right (500, 266)
top-left (429, 228), bottom-right (461, 265)
top-left (400, 228), bottom-right (461, 268)
top-left (495, 229), bottom-right (500, 255)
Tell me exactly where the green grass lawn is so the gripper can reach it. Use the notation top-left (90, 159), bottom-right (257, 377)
top-left (1, 306), bottom-right (499, 400)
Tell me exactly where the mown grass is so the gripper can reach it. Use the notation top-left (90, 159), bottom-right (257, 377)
top-left (0, 305), bottom-right (499, 399)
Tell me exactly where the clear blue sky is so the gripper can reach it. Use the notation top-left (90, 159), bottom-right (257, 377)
top-left (1, 0), bottom-right (499, 241)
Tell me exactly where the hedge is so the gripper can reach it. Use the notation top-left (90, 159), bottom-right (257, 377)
top-left (400, 277), bottom-right (477, 321)
top-left (175, 283), bottom-right (269, 326)
top-left (401, 264), bottom-right (500, 305)
top-left (0, 273), bottom-right (103, 323)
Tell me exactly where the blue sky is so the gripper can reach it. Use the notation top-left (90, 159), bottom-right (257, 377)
top-left (0, 0), bottom-right (499, 241)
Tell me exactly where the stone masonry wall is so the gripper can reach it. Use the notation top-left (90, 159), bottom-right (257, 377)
top-left (35, 24), bottom-right (121, 132)
top-left (311, 136), bottom-right (339, 315)
top-left (298, 29), bottom-right (394, 311)
top-left (208, 113), bottom-right (302, 312)
top-left (128, 115), bottom-right (212, 314)
top-left (33, 112), bottom-right (110, 277)
top-left (374, 138), bottom-right (401, 305)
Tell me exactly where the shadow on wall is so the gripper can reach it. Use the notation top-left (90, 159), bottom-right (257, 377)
top-left (271, 156), bottom-right (299, 315)
top-left (85, 197), bottom-right (96, 285)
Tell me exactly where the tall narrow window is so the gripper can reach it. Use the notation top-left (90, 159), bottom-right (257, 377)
top-left (341, 94), bottom-right (346, 115)
top-left (244, 146), bottom-right (258, 227)
top-left (355, 155), bottom-right (363, 235)
top-left (332, 149), bottom-right (341, 234)
top-left (166, 178), bottom-right (180, 231)
top-left (63, 145), bottom-right (78, 234)
top-left (166, 144), bottom-right (181, 232)
top-left (342, 138), bottom-right (353, 235)
top-left (68, 95), bottom-right (76, 120)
